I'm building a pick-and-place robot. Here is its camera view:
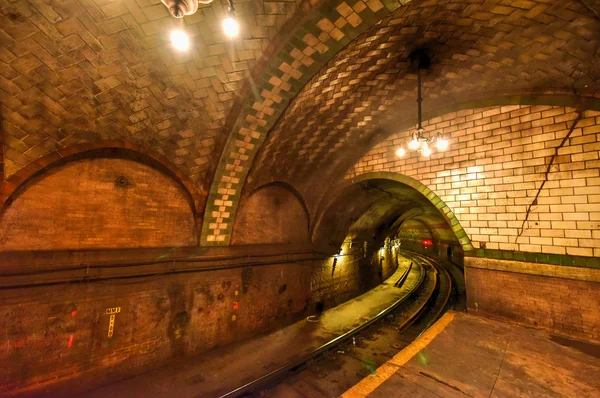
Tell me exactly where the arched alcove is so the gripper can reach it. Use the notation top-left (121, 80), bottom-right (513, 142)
top-left (231, 182), bottom-right (310, 245)
top-left (0, 156), bottom-right (198, 251)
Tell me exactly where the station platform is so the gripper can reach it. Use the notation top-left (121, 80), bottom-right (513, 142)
top-left (342, 311), bottom-right (600, 397)
top-left (58, 257), bottom-right (420, 397)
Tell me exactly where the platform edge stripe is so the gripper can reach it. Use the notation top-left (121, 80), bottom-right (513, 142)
top-left (340, 310), bottom-right (457, 398)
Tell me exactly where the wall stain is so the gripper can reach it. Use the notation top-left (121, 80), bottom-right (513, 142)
top-left (167, 283), bottom-right (189, 356)
top-left (242, 267), bottom-right (253, 293)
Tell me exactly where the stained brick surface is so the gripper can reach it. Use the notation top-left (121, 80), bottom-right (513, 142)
top-left (348, 106), bottom-right (600, 257)
top-left (0, 157), bottom-right (197, 250)
top-left (231, 184), bottom-right (310, 245)
top-left (466, 264), bottom-right (600, 341)
top-left (0, 260), bottom-right (313, 395)
top-left (311, 242), bottom-right (397, 309)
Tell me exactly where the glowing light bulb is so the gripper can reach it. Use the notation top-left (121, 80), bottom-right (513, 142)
top-left (396, 147), bottom-right (406, 157)
top-left (171, 30), bottom-right (189, 51)
top-left (436, 137), bottom-right (448, 151)
top-left (223, 17), bottom-right (239, 37)
top-left (408, 138), bottom-right (419, 150)
top-left (422, 145), bottom-right (432, 157)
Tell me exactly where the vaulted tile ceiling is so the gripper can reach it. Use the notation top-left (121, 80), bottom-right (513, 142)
top-left (248, 0), bottom-right (600, 212)
top-left (1, 0), bottom-right (599, 245)
top-left (0, 0), bottom-right (311, 190)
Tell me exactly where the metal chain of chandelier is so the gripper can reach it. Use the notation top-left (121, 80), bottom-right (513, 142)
top-left (396, 54), bottom-right (449, 158)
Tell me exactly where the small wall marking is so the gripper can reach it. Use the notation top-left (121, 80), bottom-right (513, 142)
top-left (105, 307), bottom-right (121, 338)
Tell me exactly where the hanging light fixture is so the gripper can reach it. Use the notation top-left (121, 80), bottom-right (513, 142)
top-left (396, 50), bottom-right (449, 158)
top-left (223, 0), bottom-right (239, 37)
top-left (161, 0), bottom-right (213, 18)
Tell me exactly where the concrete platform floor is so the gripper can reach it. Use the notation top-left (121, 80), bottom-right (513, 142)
top-left (343, 311), bottom-right (600, 398)
top-left (66, 257), bottom-right (420, 397)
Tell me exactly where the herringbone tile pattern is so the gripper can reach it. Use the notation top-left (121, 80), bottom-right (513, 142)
top-left (0, 0), bottom-right (305, 190)
top-left (249, 0), bottom-right (600, 211)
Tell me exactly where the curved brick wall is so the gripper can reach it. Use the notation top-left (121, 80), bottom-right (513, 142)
top-left (231, 184), bottom-right (310, 245)
top-left (0, 158), bottom-right (197, 250)
top-left (347, 106), bottom-right (600, 258)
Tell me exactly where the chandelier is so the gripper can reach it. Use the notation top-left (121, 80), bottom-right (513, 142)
top-left (397, 51), bottom-right (449, 158)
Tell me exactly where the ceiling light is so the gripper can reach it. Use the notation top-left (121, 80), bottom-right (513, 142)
top-left (396, 147), bottom-right (406, 157)
top-left (223, 17), bottom-right (239, 37)
top-left (436, 134), bottom-right (448, 151)
top-left (161, 0), bottom-right (204, 18)
top-left (171, 30), bottom-right (189, 51)
top-left (408, 136), bottom-right (420, 150)
top-left (223, 0), bottom-right (239, 38)
top-left (422, 145), bottom-right (432, 157)
top-left (399, 50), bottom-right (451, 156)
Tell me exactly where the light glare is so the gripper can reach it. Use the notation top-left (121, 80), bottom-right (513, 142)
top-left (171, 30), bottom-right (189, 51)
top-left (223, 17), bottom-right (239, 37)
top-left (396, 147), bottom-right (405, 157)
top-left (437, 138), bottom-right (449, 151)
top-left (408, 139), bottom-right (419, 150)
top-left (422, 146), bottom-right (432, 157)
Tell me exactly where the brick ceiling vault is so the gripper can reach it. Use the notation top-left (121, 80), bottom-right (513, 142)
top-left (0, 0), bottom-right (322, 206)
top-left (242, 0), bottom-right (600, 237)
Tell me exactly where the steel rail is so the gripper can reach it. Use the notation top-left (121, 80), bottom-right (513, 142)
top-left (218, 254), bottom-right (430, 398)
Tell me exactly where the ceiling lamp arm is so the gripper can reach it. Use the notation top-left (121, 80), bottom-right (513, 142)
top-left (395, 50), bottom-right (450, 158)
top-left (417, 63), bottom-right (423, 133)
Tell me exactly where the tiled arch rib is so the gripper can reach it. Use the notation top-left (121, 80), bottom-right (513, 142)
top-left (201, 0), bottom-right (405, 244)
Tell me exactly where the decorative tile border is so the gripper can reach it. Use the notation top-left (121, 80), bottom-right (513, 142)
top-left (468, 248), bottom-right (600, 269)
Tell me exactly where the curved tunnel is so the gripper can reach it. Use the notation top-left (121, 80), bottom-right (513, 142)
top-left (312, 177), bottom-right (465, 266)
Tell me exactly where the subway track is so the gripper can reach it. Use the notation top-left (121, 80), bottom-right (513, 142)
top-left (222, 251), bottom-right (457, 398)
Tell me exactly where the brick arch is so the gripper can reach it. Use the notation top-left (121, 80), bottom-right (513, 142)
top-left (0, 140), bottom-right (204, 217)
top-left (230, 181), bottom-right (310, 245)
top-left (346, 105), bottom-right (600, 258)
top-left (246, 181), bottom-right (311, 228)
top-left (396, 218), bottom-right (436, 248)
top-left (319, 172), bottom-right (474, 253)
top-left (204, 0), bottom-right (600, 244)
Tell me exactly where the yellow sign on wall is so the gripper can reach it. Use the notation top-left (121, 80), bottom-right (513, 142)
top-left (105, 307), bottom-right (121, 338)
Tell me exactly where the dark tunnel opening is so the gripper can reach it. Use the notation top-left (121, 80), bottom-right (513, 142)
top-left (313, 178), bottom-right (466, 267)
